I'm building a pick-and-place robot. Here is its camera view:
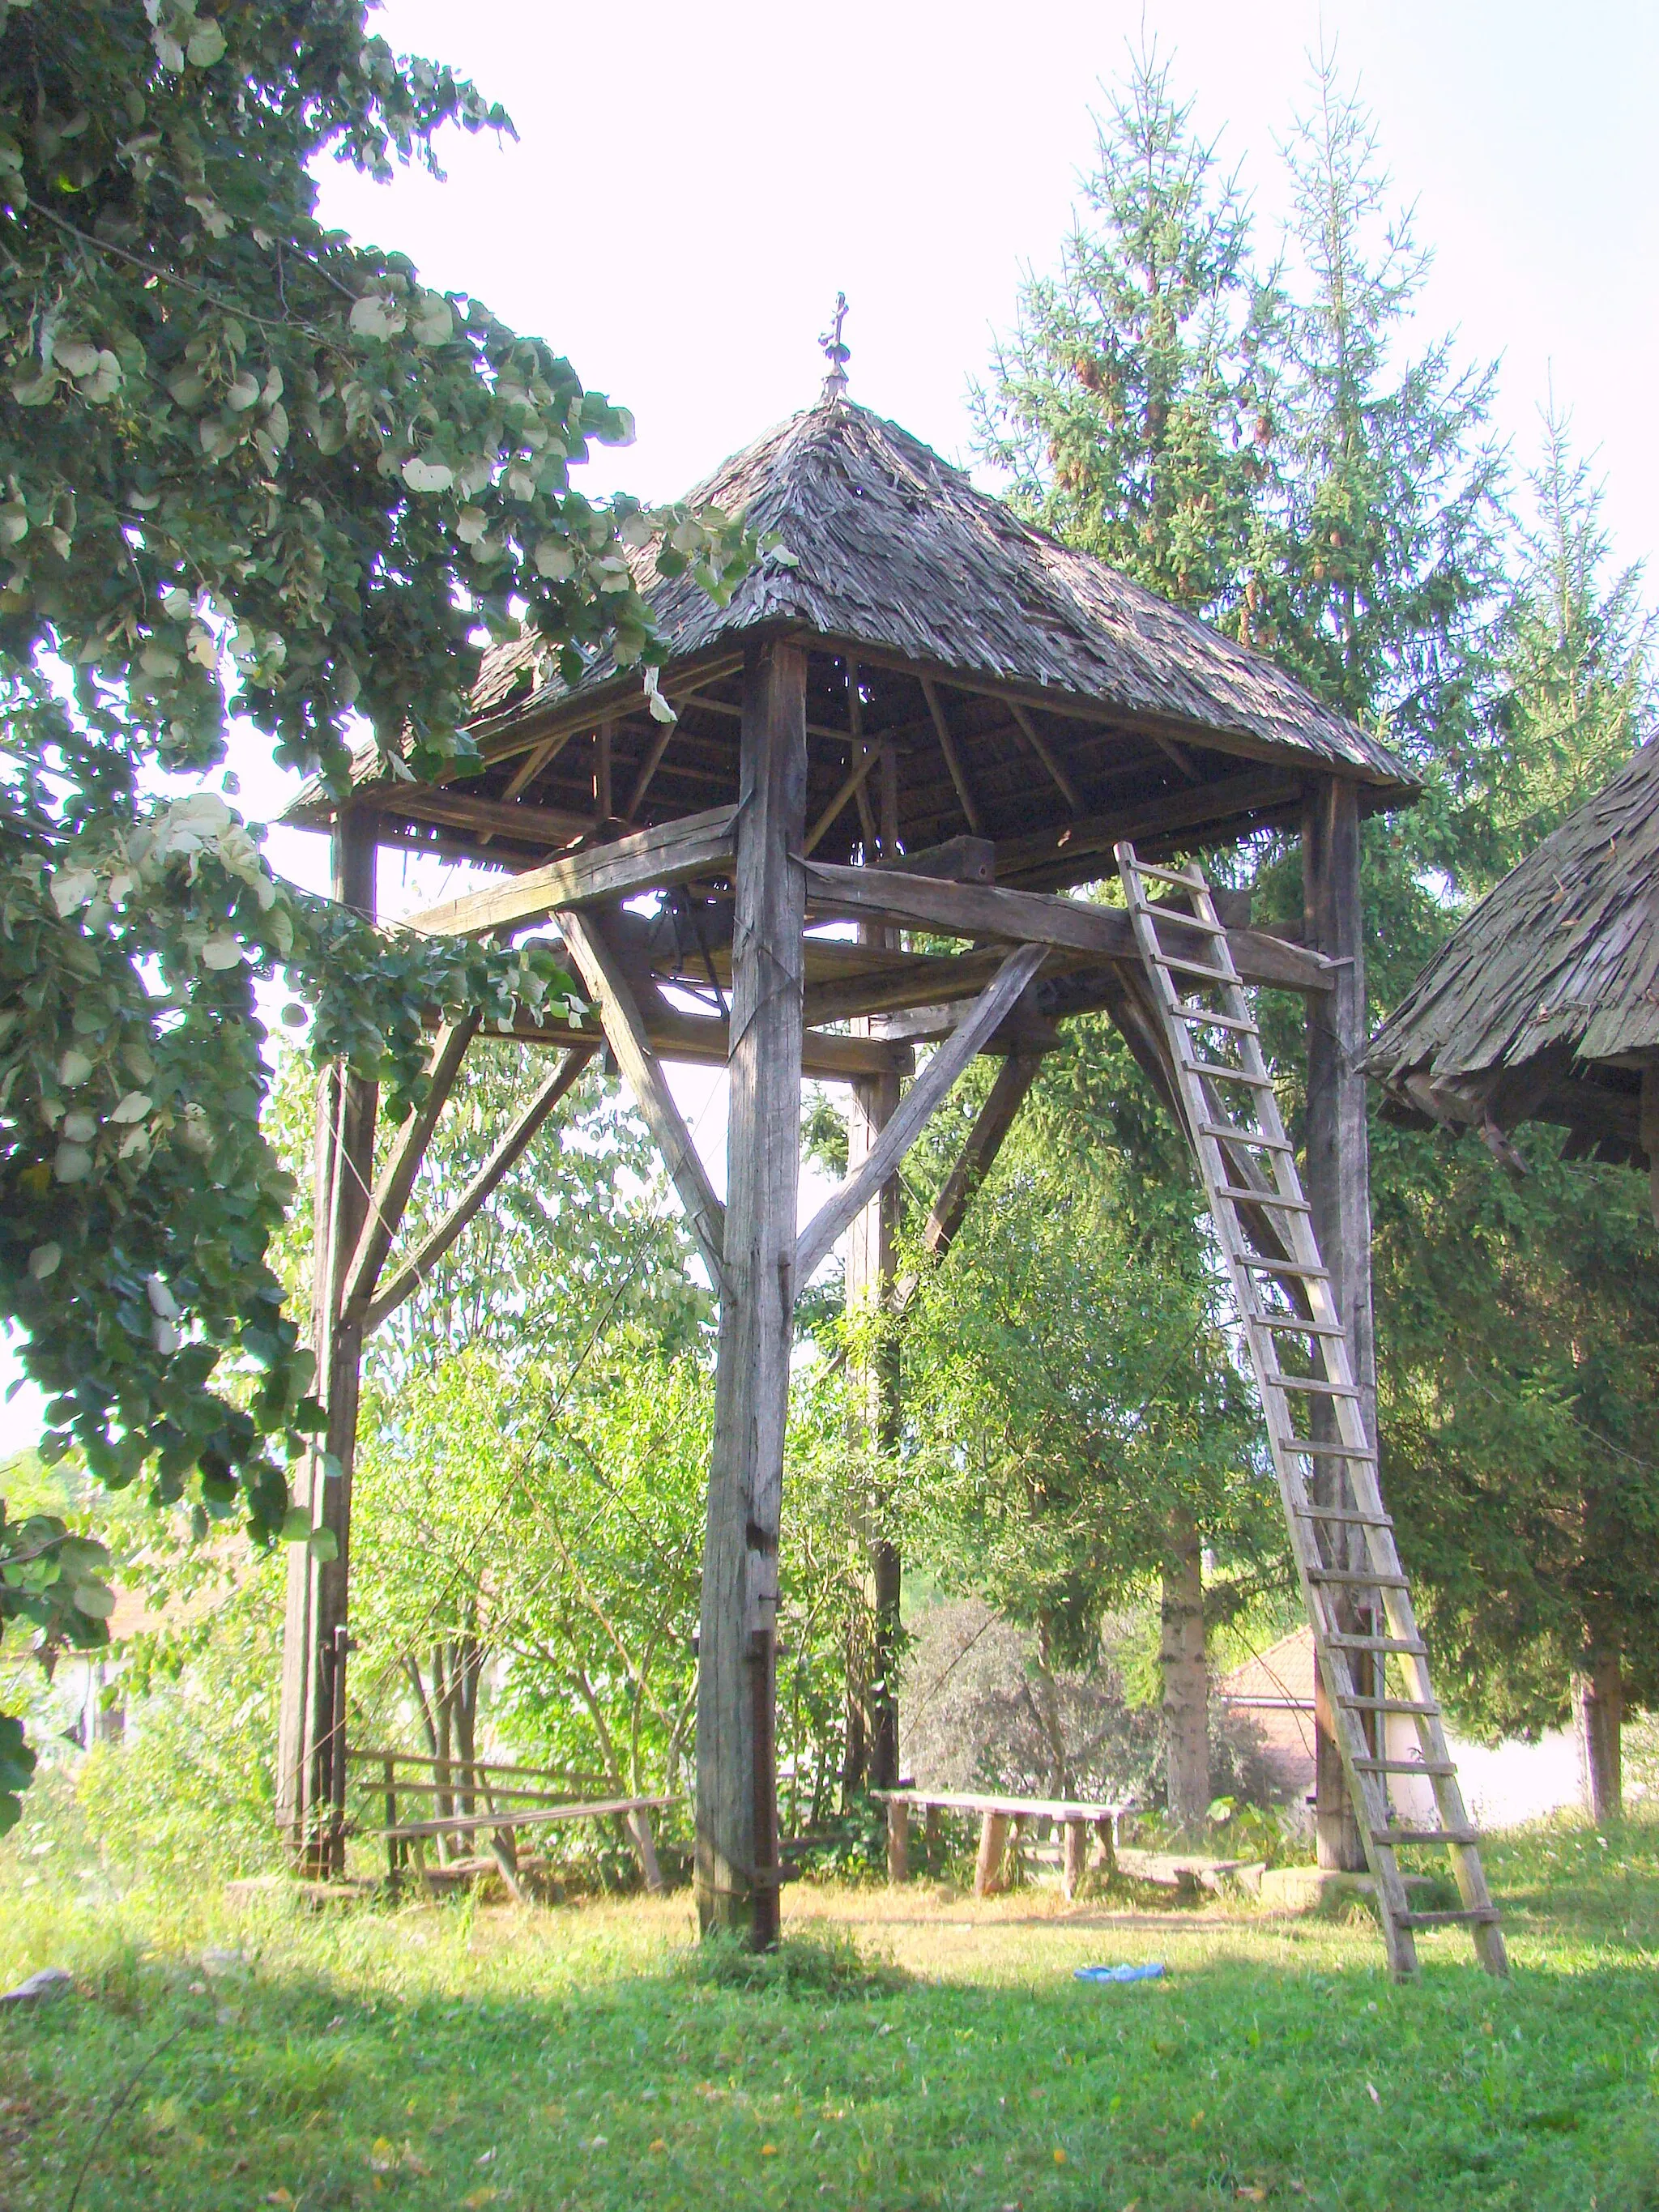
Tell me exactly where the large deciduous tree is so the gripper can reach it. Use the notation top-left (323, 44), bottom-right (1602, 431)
top-left (0, 0), bottom-right (749, 1815)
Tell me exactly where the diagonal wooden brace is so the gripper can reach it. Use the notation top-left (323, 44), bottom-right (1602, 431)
top-left (363, 1046), bottom-right (595, 1333)
top-left (340, 1013), bottom-right (480, 1323)
top-left (795, 943), bottom-right (1047, 1287)
top-left (557, 907), bottom-right (729, 1291)
top-left (892, 1049), bottom-right (1045, 1314)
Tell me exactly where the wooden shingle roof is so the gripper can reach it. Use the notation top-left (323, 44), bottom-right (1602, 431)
top-left (293, 397), bottom-right (1415, 887)
top-left (478, 399), bottom-right (1411, 786)
top-left (1366, 737), bottom-right (1659, 1166)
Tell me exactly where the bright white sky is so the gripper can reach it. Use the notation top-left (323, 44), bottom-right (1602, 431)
top-left (10, 0), bottom-right (1657, 1451)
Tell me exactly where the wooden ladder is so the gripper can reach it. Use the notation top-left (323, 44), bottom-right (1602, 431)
top-left (1115, 842), bottom-right (1508, 1980)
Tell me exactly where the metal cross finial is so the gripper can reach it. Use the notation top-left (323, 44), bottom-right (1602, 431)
top-left (819, 292), bottom-right (850, 402)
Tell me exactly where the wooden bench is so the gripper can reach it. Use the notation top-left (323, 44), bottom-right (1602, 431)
top-left (872, 1788), bottom-right (1132, 1899)
top-left (343, 1749), bottom-right (674, 1902)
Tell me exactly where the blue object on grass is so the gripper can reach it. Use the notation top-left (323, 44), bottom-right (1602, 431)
top-left (1073, 1962), bottom-right (1165, 1984)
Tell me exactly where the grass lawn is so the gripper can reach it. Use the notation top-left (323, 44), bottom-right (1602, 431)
top-left (4, 1820), bottom-right (1659, 2211)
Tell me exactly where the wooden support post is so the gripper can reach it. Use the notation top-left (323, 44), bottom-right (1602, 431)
top-left (1303, 776), bottom-right (1376, 1873)
top-left (696, 641), bottom-right (808, 1946)
top-left (924, 1801), bottom-right (942, 1872)
top-left (1064, 1818), bottom-right (1087, 1900)
top-left (1094, 1814), bottom-right (1118, 1880)
top-left (886, 1798), bottom-right (911, 1886)
top-left (626, 1807), bottom-right (667, 1896)
top-left (844, 958), bottom-right (904, 1795)
top-left (975, 1810), bottom-right (1010, 1898)
top-left (278, 808), bottom-right (377, 1872)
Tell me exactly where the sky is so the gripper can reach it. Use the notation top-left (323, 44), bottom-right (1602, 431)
top-left (8, 0), bottom-right (1657, 1449)
top-left (254, 0), bottom-right (1659, 901)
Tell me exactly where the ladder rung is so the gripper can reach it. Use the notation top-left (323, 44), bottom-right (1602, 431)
top-left (1350, 1757), bottom-right (1457, 1776)
top-left (1196, 1119), bottom-right (1293, 1151)
top-left (1270, 1375), bottom-right (1361, 1398)
top-left (1239, 1254), bottom-right (1329, 1281)
top-left (1158, 953), bottom-right (1236, 982)
top-left (1308, 1568), bottom-right (1410, 1589)
top-left (1327, 1634), bottom-right (1428, 1655)
top-left (1175, 1005), bottom-right (1255, 1031)
top-left (1219, 1185), bottom-right (1312, 1213)
top-left (1279, 1440), bottom-right (1377, 1460)
top-left (1337, 1695), bottom-right (1439, 1715)
top-left (1183, 1059), bottom-right (1277, 1088)
top-left (1374, 1827), bottom-right (1479, 1846)
top-left (1398, 1907), bottom-right (1503, 1927)
top-left (1132, 861), bottom-right (1207, 890)
top-left (1249, 1310), bottom-right (1345, 1337)
top-left (1294, 1504), bottom-right (1393, 1528)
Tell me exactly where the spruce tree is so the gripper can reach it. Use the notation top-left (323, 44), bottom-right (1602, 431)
top-left (1371, 418), bottom-right (1659, 1821)
top-left (971, 42), bottom-right (1276, 619)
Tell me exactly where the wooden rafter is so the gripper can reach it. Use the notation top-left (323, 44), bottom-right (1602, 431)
top-left (1007, 700), bottom-right (1084, 815)
top-left (804, 737), bottom-right (893, 859)
top-left (340, 1013), bottom-right (481, 1323)
top-left (557, 909), bottom-right (728, 1289)
top-left (918, 676), bottom-right (983, 835)
top-left (795, 943), bottom-right (1047, 1285)
top-left (364, 1046), bottom-right (596, 1333)
top-left (503, 731), bottom-right (574, 800)
top-left (467, 1004), bottom-right (914, 1083)
top-left (625, 716), bottom-right (678, 820)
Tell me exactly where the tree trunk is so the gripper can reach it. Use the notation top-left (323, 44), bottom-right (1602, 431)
top-left (1576, 1639), bottom-right (1623, 1823)
top-left (1160, 1511), bottom-right (1209, 1838)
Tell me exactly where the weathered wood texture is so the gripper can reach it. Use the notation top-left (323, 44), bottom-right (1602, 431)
top-left (278, 810), bottom-right (377, 1870)
top-left (800, 859), bottom-right (1334, 993)
top-left (697, 642), bottom-right (808, 1942)
top-left (1367, 734), bottom-right (1659, 1167)
top-left (844, 1044), bottom-right (902, 1796)
top-left (557, 909), bottom-right (728, 1287)
top-left (1303, 778), bottom-right (1376, 1876)
top-left (340, 1014), bottom-right (480, 1322)
top-left (363, 1046), bottom-right (596, 1333)
top-left (407, 804), bottom-right (738, 939)
top-left (795, 945), bottom-right (1047, 1287)
top-left (466, 403), bottom-right (1411, 791)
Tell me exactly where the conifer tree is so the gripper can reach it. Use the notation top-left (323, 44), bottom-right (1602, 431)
top-left (1468, 401), bottom-right (1657, 884)
top-left (971, 42), bottom-right (1277, 620)
top-left (970, 48), bottom-right (1283, 1822)
top-left (1261, 46), bottom-right (1504, 808)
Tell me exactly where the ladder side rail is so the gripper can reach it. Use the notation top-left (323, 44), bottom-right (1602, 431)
top-left (1119, 863), bottom-right (1419, 1969)
top-left (1118, 842), bottom-right (1509, 1979)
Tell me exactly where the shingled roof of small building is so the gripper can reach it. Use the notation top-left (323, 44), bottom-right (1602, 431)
top-left (470, 398), bottom-right (1411, 786)
top-left (1365, 736), bottom-right (1659, 1165)
top-left (292, 396), bottom-right (1417, 884)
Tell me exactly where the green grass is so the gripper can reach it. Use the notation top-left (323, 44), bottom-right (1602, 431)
top-left (5, 1820), bottom-right (1659, 2210)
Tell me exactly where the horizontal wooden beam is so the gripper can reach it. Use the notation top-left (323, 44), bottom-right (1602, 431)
top-left (992, 767), bottom-right (1307, 886)
top-left (386, 785), bottom-right (594, 847)
top-left (407, 804), bottom-right (739, 939)
top-left (795, 943), bottom-right (1047, 1286)
top-left (466, 1006), bottom-right (915, 1082)
top-left (801, 859), bottom-right (1333, 992)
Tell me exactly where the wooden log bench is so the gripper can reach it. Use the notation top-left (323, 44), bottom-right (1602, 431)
top-left (872, 1788), bottom-right (1132, 1899)
top-left (343, 1750), bottom-right (673, 1903)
